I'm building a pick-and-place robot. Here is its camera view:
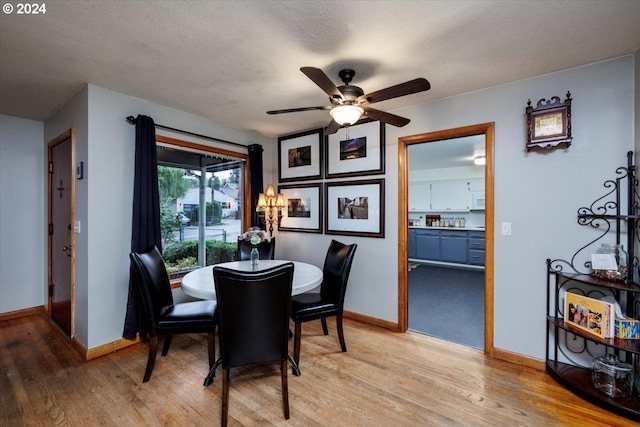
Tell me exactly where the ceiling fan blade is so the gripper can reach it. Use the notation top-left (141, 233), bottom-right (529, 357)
top-left (325, 119), bottom-right (342, 135)
top-left (359, 78), bottom-right (430, 104)
top-left (267, 106), bottom-right (330, 114)
top-left (301, 67), bottom-right (345, 100)
top-left (364, 107), bottom-right (410, 127)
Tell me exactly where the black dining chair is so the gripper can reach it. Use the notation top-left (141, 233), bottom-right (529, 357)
top-left (129, 245), bottom-right (217, 383)
top-left (236, 236), bottom-right (276, 261)
top-left (210, 262), bottom-right (294, 427)
top-left (290, 240), bottom-right (357, 369)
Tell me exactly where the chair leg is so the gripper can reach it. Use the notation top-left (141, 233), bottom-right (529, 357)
top-left (281, 359), bottom-right (290, 419)
top-left (207, 332), bottom-right (215, 368)
top-left (337, 314), bottom-right (347, 352)
top-left (221, 368), bottom-right (230, 427)
top-left (143, 335), bottom-right (159, 383)
top-left (320, 317), bottom-right (329, 335)
top-left (161, 334), bottom-right (172, 356)
top-left (293, 322), bottom-right (302, 367)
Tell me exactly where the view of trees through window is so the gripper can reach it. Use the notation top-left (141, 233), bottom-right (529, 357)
top-left (156, 143), bottom-right (245, 280)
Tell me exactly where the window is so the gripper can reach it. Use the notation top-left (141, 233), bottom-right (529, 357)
top-left (156, 135), bottom-right (248, 280)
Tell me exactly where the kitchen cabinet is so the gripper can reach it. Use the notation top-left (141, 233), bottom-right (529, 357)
top-left (409, 182), bottom-right (431, 211)
top-left (430, 180), bottom-right (469, 211)
top-left (546, 152), bottom-right (639, 421)
top-left (408, 228), bottom-right (417, 258)
top-left (468, 179), bottom-right (484, 192)
top-left (410, 228), bottom-right (484, 266)
top-left (440, 230), bottom-right (468, 263)
top-left (467, 231), bottom-right (485, 265)
top-left (415, 229), bottom-right (439, 260)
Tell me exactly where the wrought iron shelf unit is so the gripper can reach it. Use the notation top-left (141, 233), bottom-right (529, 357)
top-left (546, 151), bottom-right (640, 421)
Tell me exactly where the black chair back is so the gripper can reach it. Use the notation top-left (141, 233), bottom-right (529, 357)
top-left (213, 262), bottom-right (293, 368)
top-left (320, 240), bottom-right (358, 309)
top-left (236, 237), bottom-right (276, 261)
top-left (130, 246), bottom-right (174, 336)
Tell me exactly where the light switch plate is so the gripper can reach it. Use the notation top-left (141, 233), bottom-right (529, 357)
top-left (501, 222), bottom-right (511, 235)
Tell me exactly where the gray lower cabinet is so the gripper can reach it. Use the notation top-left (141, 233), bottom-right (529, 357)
top-left (415, 229), bottom-right (440, 260)
top-left (410, 228), bottom-right (485, 266)
top-left (440, 230), bottom-right (468, 263)
top-left (467, 231), bottom-right (485, 265)
top-left (408, 228), bottom-right (417, 258)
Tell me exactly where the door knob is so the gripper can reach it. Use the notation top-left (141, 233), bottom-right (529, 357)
top-left (62, 245), bottom-right (72, 257)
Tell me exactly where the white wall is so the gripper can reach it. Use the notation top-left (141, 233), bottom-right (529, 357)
top-left (276, 55), bottom-right (636, 360)
top-left (0, 115), bottom-right (45, 313)
top-left (46, 84), bottom-right (272, 348)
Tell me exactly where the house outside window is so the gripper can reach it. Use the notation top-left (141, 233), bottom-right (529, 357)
top-left (156, 136), bottom-right (248, 280)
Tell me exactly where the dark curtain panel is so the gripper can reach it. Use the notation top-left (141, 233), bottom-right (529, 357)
top-left (248, 144), bottom-right (264, 227)
top-left (123, 115), bottom-right (162, 339)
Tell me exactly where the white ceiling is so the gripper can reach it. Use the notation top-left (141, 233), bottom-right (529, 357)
top-left (1, 1), bottom-right (639, 143)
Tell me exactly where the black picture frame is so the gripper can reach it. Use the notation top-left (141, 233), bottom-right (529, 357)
top-left (325, 121), bottom-right (385, 178)
top-left (324, 178), bottom-right (385, 238)
top-left (277, 182), bottom-right (323, 234)
top-left (278, 128), bottom-right (323, 182)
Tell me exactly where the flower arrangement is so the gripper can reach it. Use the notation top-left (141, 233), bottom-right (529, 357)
top-left (241, 227), bottom-right (271, 246)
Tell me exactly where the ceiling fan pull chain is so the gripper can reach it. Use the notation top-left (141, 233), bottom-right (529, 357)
top-left (346, 125), bottom-right (350, 140)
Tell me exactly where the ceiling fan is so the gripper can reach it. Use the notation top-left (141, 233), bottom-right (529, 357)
top-left (267, 67), bottom-right (431, 134)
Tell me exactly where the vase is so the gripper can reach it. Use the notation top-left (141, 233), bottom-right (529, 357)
top-left (250, 247), bottom-right (259, 268)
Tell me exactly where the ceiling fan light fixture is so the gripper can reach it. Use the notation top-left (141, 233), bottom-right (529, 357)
top-left (330, 104), bottom-right (364, 126)
top-left (474, 156), bottom-right (486, 166)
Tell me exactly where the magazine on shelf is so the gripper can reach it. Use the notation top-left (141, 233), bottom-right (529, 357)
top-left (564, 292), bottom-right (615, 339)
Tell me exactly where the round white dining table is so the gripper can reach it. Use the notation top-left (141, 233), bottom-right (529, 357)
top-left (181, 260), bottom-right (323, 300)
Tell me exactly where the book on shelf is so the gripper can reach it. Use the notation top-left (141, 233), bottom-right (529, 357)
top-left (615, 317), bottom-right (640, 339)
top-left (564, 292), bottom-right (615, 339)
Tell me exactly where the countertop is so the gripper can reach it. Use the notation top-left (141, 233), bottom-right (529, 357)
top-left (409, 226), bottom-right (486, 231)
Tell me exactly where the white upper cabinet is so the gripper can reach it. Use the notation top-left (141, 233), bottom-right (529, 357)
top-left (409, 182), bottom-right (431, 211)
top-left (430, 180), bottom-right (469, 211)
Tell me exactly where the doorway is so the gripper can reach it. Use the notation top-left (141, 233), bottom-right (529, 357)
top-left (47, 129), bottom-right (75, 337)
top-left (398, 123), bottom-right (494, 354)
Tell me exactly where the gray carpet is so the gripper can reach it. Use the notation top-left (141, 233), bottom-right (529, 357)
top-left (408, 263), bottom-right (484, 349)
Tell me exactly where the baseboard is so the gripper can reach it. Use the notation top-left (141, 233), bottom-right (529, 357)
top-left (344, 310), bottom-right (399, 331)
top-left (82, 335), bottom-right (142, 361)
top-left (493, 348), bottom-right (545, 371)
top-left (0, 305), bottom-right (44, 321)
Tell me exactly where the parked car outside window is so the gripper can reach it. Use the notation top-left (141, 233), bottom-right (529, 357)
top-left (177, 212), bottom-right (191, 226)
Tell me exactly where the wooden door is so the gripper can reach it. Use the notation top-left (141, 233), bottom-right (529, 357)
top-left (48, 130), bottom-right (74, 337)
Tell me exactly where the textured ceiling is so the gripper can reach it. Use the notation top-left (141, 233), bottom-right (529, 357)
top-left (1, 1), bottom-right (639, 138)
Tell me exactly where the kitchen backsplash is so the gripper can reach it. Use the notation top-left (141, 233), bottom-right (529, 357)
top-left (409, 211), bottom-right (486, 228)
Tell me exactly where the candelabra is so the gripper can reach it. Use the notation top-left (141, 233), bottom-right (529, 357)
top-left (256, 184), bottom-right (285, 236)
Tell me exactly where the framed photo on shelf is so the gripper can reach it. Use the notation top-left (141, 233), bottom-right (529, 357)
top-left (325, 120), bottom-right (385, 178)
top-left (277, 183), bottom-right (323, 233)
top-left (325, 178), bottom-right (385, 238)
top-left (278, 128), bottom-right (323, 182)
top-left (525, 91), bottom-right (572, 151)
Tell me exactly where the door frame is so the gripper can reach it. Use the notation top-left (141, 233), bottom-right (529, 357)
top-left (47, 128), bottom-right (76, 338)
top-left (397, 123), bottom-right (495, 355)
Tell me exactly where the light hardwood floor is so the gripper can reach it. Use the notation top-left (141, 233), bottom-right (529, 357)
top-left (0, 314), bottom-right (633, 426)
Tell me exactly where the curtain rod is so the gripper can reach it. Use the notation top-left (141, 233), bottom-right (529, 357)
top-left (126, 116), bottom-right (248, 150)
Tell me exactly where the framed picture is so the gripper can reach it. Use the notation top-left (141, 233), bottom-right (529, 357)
top-left (277, 183), bottom-right (323, 233)
top-left (325, 179), bottom-right (385, 238)
top-left (278, 128), bottom-right (323, 182)
top-left (525, 91), bottom-right (572, 151)
top-left (325, 120), bottom-right (385, 178)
